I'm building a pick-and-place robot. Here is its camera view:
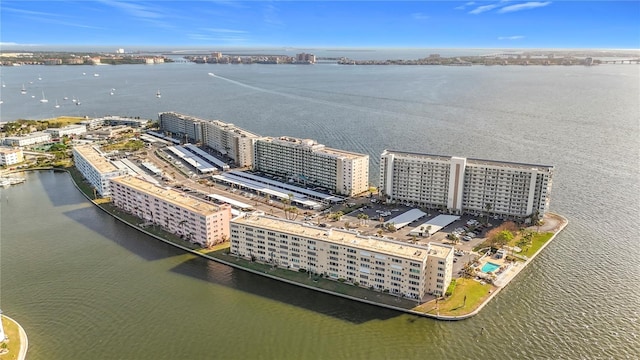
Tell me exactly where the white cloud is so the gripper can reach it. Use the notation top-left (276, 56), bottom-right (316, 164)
top-left (498, 35), bottom-right (525, 40)
top-left (498, 1), bottom-right (551, 13)
top-left (412, 12), bottom-right (430, 20)
top-left (468, 4), bottom-right (500, 15)
top-left (455, 2), bottom-right (476, 10)
top-left (201, 28), bottom-right (248, 34)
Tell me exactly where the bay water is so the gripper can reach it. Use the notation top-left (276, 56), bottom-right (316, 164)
top-left (0, 61), bottom-right (638, 359)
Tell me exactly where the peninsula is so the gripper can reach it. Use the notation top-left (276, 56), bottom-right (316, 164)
top-left (1, 113), bottom-right (567, 319)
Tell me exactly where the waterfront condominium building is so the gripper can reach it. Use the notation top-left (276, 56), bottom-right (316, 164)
top-left (253, 137), bottom-right (369, 196)
top-left (230, 213), bottom-right (454, 299)
top-left (158, 112), bottom-right (205, 144)
top-left (110, 176), bottom-right (232, 247)
top-left (3, 132), bottom-right (52, 147)
top-left (158, 112), bottom-right (259, 167)
top-left (72, 145), bottom-right (129, 197)
top-left (201, 120), bottom-right (260, 168)
top-left (0, 147), bottom-right (24, 166)
top-left (379, 150), bottom-right (554, 220)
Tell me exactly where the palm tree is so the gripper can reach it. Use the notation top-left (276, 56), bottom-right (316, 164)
top-left (484, 203), bottom-right (493, 225)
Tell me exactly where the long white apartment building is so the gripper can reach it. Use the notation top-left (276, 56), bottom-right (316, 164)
top-left (158, 112), bottom-right (205, 143)
top-left (110, 176), bottom-right (232, 247)
top-left (72, 145), bottom-right (128, 197)
top-left (254, 137), bottom-right (369, 196)
top-left (0, 147), bottom-right (24, 166)
top-left (230, 213), bottom-right (453, 299)
top-left (3, 132), bottom-right (51, 147)
top-left (380, 150), bottom-right (554, 219)
top-left (158, 112), bottom-right (259, 167)
top-left (201, 120), bottom-right (259, 167)
top-left (45, 124), bottom-right (87, 138)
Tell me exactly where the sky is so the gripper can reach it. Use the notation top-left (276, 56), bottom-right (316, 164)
top-left (1, 1), bottom-right (639, 50)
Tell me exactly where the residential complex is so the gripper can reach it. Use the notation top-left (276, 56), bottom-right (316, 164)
top-left (254, 137), bottom-right (369, 196)
top-left (72, 145), bottom-right (128, 197)
top-left (230, 213), bottom-right (454, 299)
top-left (379, 150), bottom-right (553, 219)
top-left (110, 176), bottom-right (232, 247)
top-left (0, 147), bottom-right (24, 166)
top-left (158, 112), bottom-right (259, 167)
top-left (45, 124), bottom-right (87, 138)
top-left (3, 132), bottom-right (51, 147)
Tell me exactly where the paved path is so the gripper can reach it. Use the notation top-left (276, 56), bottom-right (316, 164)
top-left (2, 315), bottom-right (28, 360)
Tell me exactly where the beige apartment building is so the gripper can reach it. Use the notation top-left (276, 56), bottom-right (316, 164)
top-left (379, 150), bottom-right (553, 219)
top-left (158, 112), bottom-right (259, 167)
top-left (72, 145), bottom-right (128, 197)
top-left (230, 213), bottom-right (453, 299)
top-left (110, 176), bottom-right (232, 247)
top-left (253, 137), bottom-right (369, 196)
top-left (0, 147), bottom-right (24, 166)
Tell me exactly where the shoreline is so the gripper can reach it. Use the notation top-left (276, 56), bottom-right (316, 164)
top-left (0, 315), bottom-right (28, 360)
top-left (34, 168), bottom-right (568, 320)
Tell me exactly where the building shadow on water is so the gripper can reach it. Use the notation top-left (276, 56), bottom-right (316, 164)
top-left (168, 256), bottom-right (405, 324)
top-left (31, 170), bottom-right (89, 207)
top-left (62, 206), bottom-right (185, 262)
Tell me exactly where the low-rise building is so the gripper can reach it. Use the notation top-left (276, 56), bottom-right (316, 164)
top-left (45, 124), bottom-right (87, 138)
top-left (72, 145), bottom-right (128, 197)
top-left (0, 147), bottom-right (24, 166)
top-left (230, 213), bottom-right (453, 299)
top-left (3, 132), bottom-right (52, 147)
top-left (110, 176), bottom-right (232, 247)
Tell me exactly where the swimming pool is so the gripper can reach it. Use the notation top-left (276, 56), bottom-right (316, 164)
top-left (481, 262), bottom-right (501, 273)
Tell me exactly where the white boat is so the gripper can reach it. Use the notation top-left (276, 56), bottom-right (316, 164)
top-left (156, 89), bottom-right (161, 98)
top-left (1, 82), bottom-right (5, 88)
top-left (94, 73), bottom-right (100, 77)
top-left (82, 72), bottom-right (86, 75)
top-left (208, 72), bottom-right (215, 76)
top-left (39, 91), bottom-right (48, 103)
top-left (0, 99), bottom-right (3, 105)
top-left (54, 100), bottom-right (60, 108)
top-left (38, 75), bottom-right (42, 80)
top-left (76, 98), bottom-right (81, 105)
top-left (63, 96), bottom-right (69, 100)
top-left (110, 90), bottom-right (114, 95)
top-left (21, 84), bottom-right (27, 94)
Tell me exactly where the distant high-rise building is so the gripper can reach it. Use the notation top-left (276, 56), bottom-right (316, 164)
top-left (116, 48), bottom-right (125, 54)
top-left (295, 53), bottom-right (316, 64)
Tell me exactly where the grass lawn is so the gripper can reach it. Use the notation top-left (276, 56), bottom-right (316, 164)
top-left (519, 232), bottom-right (553, 258)
top-left (0, 316), bottom-right (21, 360)
top-left (414, 278), bottom-right (494, 316)
top-left (44, 116), bottom-right (85, 126)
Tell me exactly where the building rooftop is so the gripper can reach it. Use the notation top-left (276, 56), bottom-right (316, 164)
top-left (382, 149), bottom-right (553, 170)
top-left (234, 214), bottom-right (451, 261)
top-left (112, 176), bottom-right (225, 216)
top-left (261, 136), bottom-right (368, 160)
top-left (73, 145), bottom-right (120, 174)
top-left (0, 147), bottom-right (22, 154)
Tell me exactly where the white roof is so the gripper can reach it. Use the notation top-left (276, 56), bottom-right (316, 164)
top-left (409, 215), bottom-right (460, 236)
top-left (207, 194), bottom-right (253, 210)
top-left (383, 209), bottom-right (427, 229)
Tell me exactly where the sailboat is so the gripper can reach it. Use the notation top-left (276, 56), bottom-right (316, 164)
top-left (54, 100), bottom-right (60, 108)
top-left (1, 82), bottom-right (5, 88)
top-left (38, 74), bottom-right (42, 81)
top-left (156, 89), bottom-right (161, 98)
top-left (21, 84), bottom-right (27, 94)
top-left (76, 98), bottom-right (81, 106)
top-left (39, 91), bottom-right (49, 103)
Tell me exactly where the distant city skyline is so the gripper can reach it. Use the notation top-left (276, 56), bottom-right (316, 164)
top-left (1, 1), bottom-right (639, 50)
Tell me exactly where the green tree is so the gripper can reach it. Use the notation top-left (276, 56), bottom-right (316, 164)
top-left (490, 230), bottom-right (514, 249)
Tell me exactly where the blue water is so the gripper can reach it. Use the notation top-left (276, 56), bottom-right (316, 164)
top-left (1, 61), bottom-right (639, 359)
top-left (481, 262), bottom-right (501, 273)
